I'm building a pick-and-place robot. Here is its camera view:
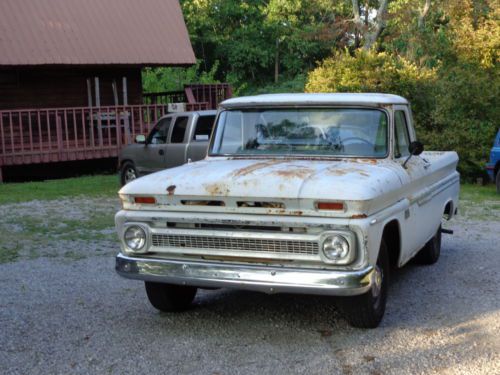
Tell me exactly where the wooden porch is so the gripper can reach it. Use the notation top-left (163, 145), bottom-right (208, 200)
top-left (0, 84), bottom-right (232, 181)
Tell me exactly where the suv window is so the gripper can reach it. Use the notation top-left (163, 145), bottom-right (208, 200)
top-left (394, 111), bottom-right (410, 158)
top-left (170, 116), bottom-right (189, 143)
top-left (192, 115), bottom-right (216, 141)
top-left (148, 118), bottom-right (172, 144)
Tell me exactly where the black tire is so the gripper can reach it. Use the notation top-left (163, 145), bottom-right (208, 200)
top-left (415, 225), bottom-right (441, 265)
top-left (496, 170), bottom-right (500, 194)
top-left (145, 282), bottom-right (197, 312)
top-left (338, 240), bottom-right (389, 329)
top-left (120, 161), bottom-right (138, 186)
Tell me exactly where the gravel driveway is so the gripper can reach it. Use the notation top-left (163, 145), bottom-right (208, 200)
top-left (1, 196), bottom-right (499, 375)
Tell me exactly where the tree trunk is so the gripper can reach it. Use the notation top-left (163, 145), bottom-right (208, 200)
top-left (352, 0), bottom-right (389, 51)
top-left (362, 0), bottom-right (389, 50)
top-left (418, 0), bottom-right (431, 29)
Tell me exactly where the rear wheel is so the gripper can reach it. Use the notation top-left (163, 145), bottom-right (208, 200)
top-left (415, 225), bottom-right (441, 265)
top-left (120, 161), bottom-right (138, 186)
top-left (338, 240), bottom-right (389, 329)
top-left (145, 282), bottom-right (197, 312)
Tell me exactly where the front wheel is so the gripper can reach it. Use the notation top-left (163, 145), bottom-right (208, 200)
top-left (145, 282), bottom-right (197, 312)
top-left (337, 240), bottom-right (389, 329)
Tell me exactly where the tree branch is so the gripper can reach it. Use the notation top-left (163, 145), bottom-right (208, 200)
top-left (352, 0), bottom-right (363, 28)
top-left (362, 0), bottom-right (389, 50)
top-left (418, 0), bottom-right (431, 28)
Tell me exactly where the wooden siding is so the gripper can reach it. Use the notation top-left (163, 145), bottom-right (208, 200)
top-left (0, 66), bottom-right (142, 110)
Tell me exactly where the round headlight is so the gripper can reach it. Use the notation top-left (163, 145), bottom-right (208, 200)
top-left (124, 226), bottom-right (147, 252)
top-left (322, 235), bottom-right (349, 260)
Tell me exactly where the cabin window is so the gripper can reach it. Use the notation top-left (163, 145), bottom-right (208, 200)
top-left (394, 110), bottom-right (410, 158)
top-left (171, 116), bottom-right (189, 143)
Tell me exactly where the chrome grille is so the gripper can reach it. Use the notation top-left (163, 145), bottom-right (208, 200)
top-left (152, 234), bottom-right (319, 255)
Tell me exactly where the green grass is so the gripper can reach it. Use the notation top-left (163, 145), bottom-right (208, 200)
top-left (0, 175), bottom-right (120, 204)
top-left (460, 183), bottom-right (499, 203)
top-left (0, 244), bottom-right (21, 264)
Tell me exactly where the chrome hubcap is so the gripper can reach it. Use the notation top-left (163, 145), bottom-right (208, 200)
top-left (125, 168), bottom-right (136, 183)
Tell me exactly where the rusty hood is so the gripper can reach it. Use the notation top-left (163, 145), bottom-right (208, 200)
top-left (120, 158), bottom-right (406, 216)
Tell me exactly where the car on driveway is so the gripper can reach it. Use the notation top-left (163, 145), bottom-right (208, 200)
top-left (486, 129), bottom-right (500, 193)
top-left (119, 110), bottom-right (216, 185)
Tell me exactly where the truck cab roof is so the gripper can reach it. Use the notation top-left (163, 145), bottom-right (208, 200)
top-left (220, 93), bottom-right (409, 108)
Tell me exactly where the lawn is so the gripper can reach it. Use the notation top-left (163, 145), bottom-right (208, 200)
top-left (0, 175), bottom-right (120, 204)
top-left (459, 183), bottom-right (499, 203)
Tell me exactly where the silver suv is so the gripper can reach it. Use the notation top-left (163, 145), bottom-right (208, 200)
top-left (119, 110), bottom-right (216, 185)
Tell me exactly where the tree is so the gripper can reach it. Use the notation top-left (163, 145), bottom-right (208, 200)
top-left (351, 0), bottom-right (390, 50)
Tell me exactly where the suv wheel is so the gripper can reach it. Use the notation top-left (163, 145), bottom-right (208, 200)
top-left (120, 161), bottom-right (138, 186)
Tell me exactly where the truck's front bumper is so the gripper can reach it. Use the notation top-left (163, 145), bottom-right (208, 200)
top-left (115, 254), bottom-right (374, 297)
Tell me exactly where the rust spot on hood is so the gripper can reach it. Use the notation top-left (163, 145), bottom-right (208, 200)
top-left (326, 167), bottom-right (371, 177)
top-left (204, 183), bottom-right (230, 196)
top-left (348, 158), bottom-right (377, 165)
top-left (166, 185), bottom-right (176, 195)
top-left (350, 214), bottom-right (368, 219)
top-left (273, 168), bottom-right (314, 179)
top-left (231, 159), bottom-right (289, 177)
top-left (327, 169), bottom-right (348, 176)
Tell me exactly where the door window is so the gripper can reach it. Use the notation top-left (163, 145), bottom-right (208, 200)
top-left (148, 118), bottom-right (171, 144)
top-left (394, 111), bottom-right (410, 158)
top-left (192, 115), bottom-right (216, 141)
top-left (170, 117), bottom-right (189, 143)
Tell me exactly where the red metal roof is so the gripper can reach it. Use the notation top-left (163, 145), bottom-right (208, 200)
top-left (0, 0), bottom-right (196, 66)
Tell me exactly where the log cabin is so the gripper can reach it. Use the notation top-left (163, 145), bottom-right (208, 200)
top-left (0, 0), bottom-right (231, 181)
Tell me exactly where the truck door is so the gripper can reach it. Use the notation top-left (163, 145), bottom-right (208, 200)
top-left (186, 114), bottom-right (216, 162)
top-left (135, 117), bottom-right (172, 174)
top-left (164, 115), bottom-right (190, 168)
top-left (392, 106), bottom-right (437, 263)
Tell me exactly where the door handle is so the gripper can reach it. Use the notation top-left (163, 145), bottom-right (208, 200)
top-left (158, 149), bottom-right (164, 156)
top-left (423, 162), bottom-right (431, 170)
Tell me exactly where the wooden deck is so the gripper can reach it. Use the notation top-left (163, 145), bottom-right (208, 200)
top-left (0, 84), bottom-right (232, 181)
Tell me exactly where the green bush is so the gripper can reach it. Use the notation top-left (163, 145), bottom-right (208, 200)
top-left (306, 50), bottom-right (499, 181)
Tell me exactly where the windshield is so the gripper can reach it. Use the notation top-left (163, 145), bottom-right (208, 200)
top-left (210, 108), bottom-right (388, 157)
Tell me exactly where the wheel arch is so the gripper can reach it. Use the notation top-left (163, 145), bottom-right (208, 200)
top-left (380, 219), bottom-right (401, 269)
top-left (443, 200), bottom-right (454, 220)
top-left (120, 158), bottom-right (135, 169)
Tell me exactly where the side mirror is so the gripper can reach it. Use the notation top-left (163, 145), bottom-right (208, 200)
top-left (135, 134), bottom-right (146, 144)
top-left (402, 141), bottom-right (424, 168)
top-left (409, 141), bottom-right (424, 156)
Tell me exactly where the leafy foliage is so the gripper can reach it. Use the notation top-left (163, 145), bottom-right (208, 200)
top-left (141, 0), bottom-right (498, 179)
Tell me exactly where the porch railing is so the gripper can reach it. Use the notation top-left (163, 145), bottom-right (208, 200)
top-left (0, 104), bottom-right (170, 167)
top-left (142, 83), bottom-right (232, 110)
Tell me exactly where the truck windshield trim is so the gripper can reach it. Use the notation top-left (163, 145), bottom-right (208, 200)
top-left (209, 107), bottom-right (389, 158)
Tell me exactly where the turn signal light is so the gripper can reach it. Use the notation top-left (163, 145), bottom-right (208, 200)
top-left (316, 202), bottom-right (344, 211)
top-left (134, 196), bottom-right (156, 204)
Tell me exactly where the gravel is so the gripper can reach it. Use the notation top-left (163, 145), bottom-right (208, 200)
top-left (0, 197), bottom-right (499, 375)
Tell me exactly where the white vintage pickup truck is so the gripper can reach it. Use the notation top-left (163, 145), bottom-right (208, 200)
top-left (115, 93), bottom-right (459, 328)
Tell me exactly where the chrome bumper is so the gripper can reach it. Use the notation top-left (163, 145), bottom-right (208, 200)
top-left (115, 254), bottom-right (374, 296)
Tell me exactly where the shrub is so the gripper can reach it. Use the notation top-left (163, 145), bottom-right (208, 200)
top-left (306, 50), bottom-right (499, 180)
